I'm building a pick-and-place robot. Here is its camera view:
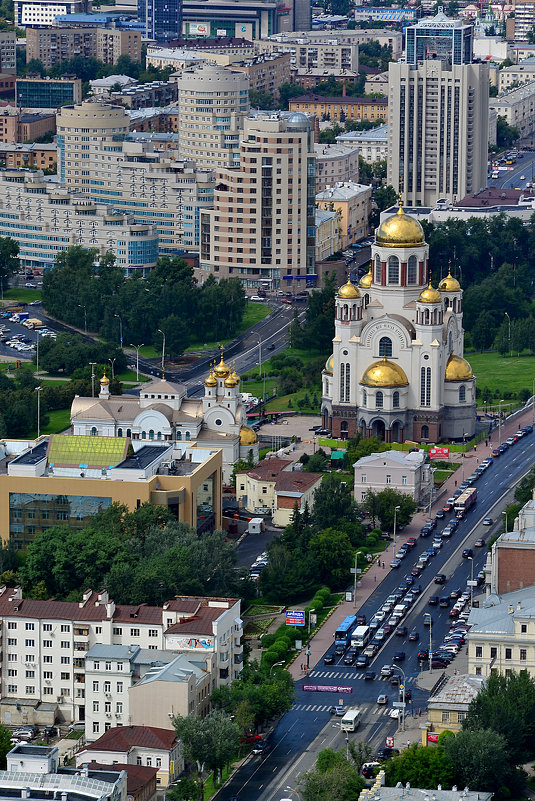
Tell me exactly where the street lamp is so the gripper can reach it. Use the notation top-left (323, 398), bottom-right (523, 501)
top-left (108, 357), bottom-right (116, 380)
top-left (391, 664), bottom-right (406, 731)
top-left (504, 311), bottom-right (511, 357)
top-left (114, 313), bottom-right (123, 348)
top-left (254, 335), bottom-right (262, 379)
top-left (35, 385), bottom-right (41, 439)
top-left (503, 509), bottom-right (508, 532)
top-left (77, 304), bottom-right (87, 333)
top-left (157, 328), bottom-right (165, 377)
top-left (270, 660), bottom-right (285, 675)
top-left (498, 399), bottom-right (504, 445)
top-left (89, 361), bottom-right (96, 399)
top-left (393, 504), bottom-right (401, 553)
top-left (35, 329), bottom-right (40, 377)
top-left (130, 343), bottom-right (144, 382)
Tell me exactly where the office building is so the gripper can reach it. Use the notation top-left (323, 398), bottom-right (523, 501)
top-left (387, 59), bottom-right (489, 206)
top-left (179, 0), bottom-right (278, 41)
top-left (176, 63), bottom-right (249, 170)
top-left (354, 6), bottom-right (420, 23)
top-left (199, 111), bottom-right (316, 289)
top-left (137, 0), bottom-right (182, 40)
top-left (0, 584), bottom-right (241, 725)
top-left (315, 181), bottom-right (371, 249)
top-left (14, 0), bottom-right (90, 27)
top-left (0, 32), bottom-right (16, 74)
top-left (320, 205), bottom-right (476, 442)
top-left (16, 77), bottom-right (82, 109)
top-left (56, 103), bottom-right (215, 254)
top-left (289, 94), bottom-right (388, 123)
top-left (0, 169), bottom-right (158, 275)
top-left (0, 109), bottom-right (56, 144)
top-left (26, 27), bottom-right (141, 70)
top-left (314, 143), bottom-right (360, 192)
top-left (405, 9), bottom-right (474, 65)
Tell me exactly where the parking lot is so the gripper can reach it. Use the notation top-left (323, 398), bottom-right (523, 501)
top-left (0, 303), bottom-right (58, 361)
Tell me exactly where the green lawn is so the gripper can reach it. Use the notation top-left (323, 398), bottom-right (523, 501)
top-left (241, 347), bottom-right (327, 381)
top-left (265, 388), bottom-right (321, 414)
top-left (186, 303), bottom-right (272, 352)
top-left (469, 351), bottom-right (535, 397)
top-left (2, 288), bottom-right (42, 302)
top-left (116, 369), bottom-right (149, 383)
top-left (27, 408), bottom-right (71, 439)
top-left (240, 377), bottom-right (277, 398)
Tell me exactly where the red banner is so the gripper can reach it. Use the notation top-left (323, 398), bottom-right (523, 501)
top-left (303, 685), bottom-right (353, 693)
top-left (430, 447), bottom-right (449, 459)
top-left (427, 732), bottom-right (439, 743)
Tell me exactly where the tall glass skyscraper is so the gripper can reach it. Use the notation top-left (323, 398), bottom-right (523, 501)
top-left (137, 0), bottom-right (182, 40)
top-left (405, 7), bottom-right (473, 66)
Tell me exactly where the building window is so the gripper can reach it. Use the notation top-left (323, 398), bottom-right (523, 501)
top-left (475, 667), bottom-right (482, 675)
top-left (362, 389), bottom-right (367, 407)
top-left (421, 425), bottom-right (429, 439)
top-left (387, 255), bottom-right (399, 285)
top-left (93, 723), bottom-right (100, 734)
top-left (376, 390), bottom-right (383, 408)
top-left (521, 625), bottom-right (527, 633)
top-left (361, 474), bottom-right (366, 483)
top-left (505, 648), bottom-right (512, 660)
top-left (441, 711), bottom-right (450, 722)
top-left (475, 646), bottom-right (482, 658)
top-left (520, 649), bottom-right (527, 661)
top-left (458, 711), bottom-right (466, 722)
top-left (93, 681), bottom-right (99, 692)
top-left (393, 391), bottom-right (399, 408)
top-left (490, 647), bottom-right (497, 659)
top-left (379, 337), bottom-right (392, 358)
top-left (459, 385), bottom-right (466, 403)
top-left (93, 701), bottom-right (99, 712)
top-left (104, 682), bottom-right (111, 692)
top-left (386, 474), bottom-right (391, 484)
top-left (401, 475), bottom-right (407, 485)
top-left (407, 255), bottom-right (417, 284)
top-left (374, 254), bottom-right (381, 283)
top-left (130, 628), bottom-right (140, 637)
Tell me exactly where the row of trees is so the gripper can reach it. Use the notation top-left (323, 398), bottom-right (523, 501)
top-left (22, 54), bottom-right (172, 87)
top-left (17, 504), bottom-right (255, 605)
top-left (41, 247), bottom-right (247, 355)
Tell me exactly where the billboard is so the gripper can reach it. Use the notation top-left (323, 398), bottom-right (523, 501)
top-left (216, 28), bottom-right (227, 35)
top-left (286, 609), bottom-right (305, 626)
top-left (430, 446), bottom-right (449, 459)
top-left (303, 685), bottom-right (353, 693)
top-left (190, 22), bottom-right (209, 35)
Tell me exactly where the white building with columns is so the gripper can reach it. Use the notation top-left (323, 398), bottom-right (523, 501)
top-left (321, 204), bottom-right (476, 443)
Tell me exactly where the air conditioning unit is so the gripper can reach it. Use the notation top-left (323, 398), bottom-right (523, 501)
top-left (105, 713), bottom-right (112, 718)
top-left (57, 696), bottom-right (63, 703)
top-left (105, 693), bottom-right (111, 698)
top-left (45, 680), bottom-right (51, 685)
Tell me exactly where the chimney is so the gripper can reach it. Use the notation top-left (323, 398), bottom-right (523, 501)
top-left (106, 600), bottom-right (116, 619)
top-left (508, 605), bottom-right (514, 614)
top-left (517, 602), bottom-right (521, 610)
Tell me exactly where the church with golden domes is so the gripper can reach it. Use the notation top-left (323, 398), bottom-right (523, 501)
top-left (70, 353), bottom-right (259, 482)
top-left (321, 204), bottom-right (476, 443)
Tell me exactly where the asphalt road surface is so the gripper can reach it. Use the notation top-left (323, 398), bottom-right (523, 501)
top-left (488, 151), bottom-right (535, 190)
top-left (222, 429), bottom-right (535, 801)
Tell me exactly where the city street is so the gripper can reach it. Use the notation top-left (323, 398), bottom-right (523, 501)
top-left (488, 150), bottom-right (535, 190)
top-left (222, 413), bottom-right (535, 801)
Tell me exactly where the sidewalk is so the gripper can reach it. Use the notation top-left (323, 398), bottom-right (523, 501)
top-left (287, 405), bottom-right (534, 684)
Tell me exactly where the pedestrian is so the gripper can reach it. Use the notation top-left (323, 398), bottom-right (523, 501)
top-left (455, 480), bottom-right (457, 487)
top-left (485, 439), bottom-right (488, 447)
top-left (374, 575), bottom-right (377, 582)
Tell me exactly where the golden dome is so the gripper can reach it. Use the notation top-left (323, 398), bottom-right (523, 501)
top-left (240, 425), bottom-right (258, 445)
top-left (445, 352), bottom-right (473, 382)
top-left (361, 356), bottom-right (409, 388)
top-left (439, 267), bottom-right (461, 293)
top-left (100, 374), bottom-right (110, 385)
top-left (205, 369), bottom-right (217, 387)
top-left (325, 354), bottom-right (334, 375)
top-left (359, 267), bottom-right (372, 289)
top-left (225, 368), bottom-right (239, 388)
top-left (338, 279), bottom-right (360, 299)
top-left (376, 203), bottom-right (425, 248)
top-left (213, 352), bottom-right (230, 378)
top-left (418, 281), bottom-right (442, 304)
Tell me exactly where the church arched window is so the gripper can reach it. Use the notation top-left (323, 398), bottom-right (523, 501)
top-left (374, 254), bottom-right (381, 283)
top-left (185, 431), bottom-right (191, 441)
top-left (407, 255), bottom-right (417, 284)
top-left (421, 425), bottom-right (429, 439)
top-left (91, 426), bottom-right (97, 437)
top-left (448, 331), bottom-right (453, 352)
top-left (376, 391), bottom-right (384, 408)
top-left (362, 389), bottom-right (367, 407)
top-left (424, 309), bottom-right (430, 324)
top-left (149, 429), bottom-right (154, 440)
top-left (379, 336), bottom-right (392, 358)
top-left (117, 428), bottom-right (123, 438)
top-left (393, 391), bottom-right (400, 408)
top-left (388, 256), bottom-right (399, 285)
top-left (459, 386), bottom-right (466, 403)
top-left (177, 431), bottom-right (182, 440)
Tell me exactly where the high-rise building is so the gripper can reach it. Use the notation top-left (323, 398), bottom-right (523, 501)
top-left (405, 8), bottom-right (474, 65)
top-left (199, 111), bottom-right (316, 289)
top-left (0, 32), bottom-right (16, 74)
top-left (387, 47), bottom-right (489, 206)
top-left (137, 0), bottom-right (182, 41)
top-left (14, 0), bottom-right (90, 27)
top-left (176, 63), bottom-right (249, 170)
top-left (56, 103), bottom-right (215, 254)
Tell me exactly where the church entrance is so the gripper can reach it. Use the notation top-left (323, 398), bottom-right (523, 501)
top-left (371, 419), bottom-right (386, 440)
top-left (391, 421), bottom-right (403, 443)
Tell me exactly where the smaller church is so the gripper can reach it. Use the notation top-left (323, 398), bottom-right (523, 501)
top-left (70, 353), bottom-right (259, 482)
top-left (321, 204), bottom-right (476, 443)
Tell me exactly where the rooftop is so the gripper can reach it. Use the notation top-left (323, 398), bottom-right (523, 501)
top-left (316, 181), bottom-right (372, 200)
top-left (427, 673), bottom-right (485, 710)
top-left (115, 445), bottom-right (172, 470)
top-left (336, 123), bottom-right (388, 143)
top-left (80, 726), bottom-right (177, 754)
top-left (455, 187), bottom-right (535, 207)
top-left (358, 787), bottom-right (491, 801)
top-left (10, 439), bottom-right (47, 466)
top-left (291, 93), bottom-right (388, 105)
top-left (81, 763), bottom-right (157, 796)
top-left (314, 143), bottom-right (360, 158)
top-left (468, 586), bottom-right (535, 635)
top-left (134, 653), bottom-right (209, 686)
top-left (354, 450), bottom-right (426, 468)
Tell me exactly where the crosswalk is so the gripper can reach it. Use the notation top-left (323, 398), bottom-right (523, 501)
top-left (291, 701), bottom-right (402, 716)
top-left (307, 670), bottom-right (416, 684)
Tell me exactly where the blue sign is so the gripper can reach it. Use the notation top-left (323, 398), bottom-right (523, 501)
top-left (286, 610), bottom-right (306, 626)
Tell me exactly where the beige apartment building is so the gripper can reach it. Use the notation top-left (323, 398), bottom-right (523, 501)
top-left (256, 37), bottom-right (358, 73)
top-left (26, 27), bottom-right (141, 69)
top-left (315, 208), bottom-right (340, 261)
top-left (315, 180), bottom-right (371, 249)
top-left (506, 0), bottom-right (535, 43)
top-left (200, 111), bottom-right (316, 289)
top-left (260, 29), bottom-right (402, 61)
top-left (314, 143), bottom-right (360, 192)
top-left (490, 80), bottom-right (535, 138)
top-left (0, 109), bottom-right (55, 143)
top-left (230, 52), bottom-right (291, 101)
top-left (387, 59), bottom-right (489, 206)
top-left (498, 59), bottom-right (535, 92)
top-left (176, 62), bottom-right (249, 170)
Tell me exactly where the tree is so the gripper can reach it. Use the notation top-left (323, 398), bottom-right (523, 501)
top-left (158, 314), bottom-right (190, 357)
top-left (211, 660), bottom-right (294, 730)
top-left (375, 185), bottom-right (398, 212)
top-left (442, 729), bottom-right (513, 793)
top-left (496, 115), bottom-right (520, 148)
top-left (313, 473), bottom-right (355, 529)
top-left (174, 711), bottom-right (239, 783)
top-left (301, 748), bottom-right (365, 801)
top-left (249, 88), bottom-right (275, 109)
top-left (364, 488), bottom-right (417, 531)
top-left (309, 527), bottom-right (353, 588)
top-left (0, 726), bottom-right (13, 769)
top-left (384, 742), bottom-right (455, 789)
top-left (0, 236), bottom-right (18, 282)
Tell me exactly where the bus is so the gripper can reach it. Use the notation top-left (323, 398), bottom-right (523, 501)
top-left (454, 487), bottom-right (477, 515)
top-left (334, 615), bottom-right (357, 648)
top-left (351, 625), bottom-right (371, 649)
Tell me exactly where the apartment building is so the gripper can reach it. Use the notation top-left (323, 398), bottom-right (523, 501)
top-left (0, 170), bottom-right (158, 276)
top-left (26, 27), bottom-right (141, 69)
top-left (315, 208), bottom-right (340, 261)
top-left (314, 143), bottom-right (360, 192)
top-left (486, 496), bottom-right (535, 595)
top-left (0, 32), bottom-right (16, 74)
top-left (337, 123), bottom-right (388, 164)
top-left (0, 109), bottom-right (56, 144)
top-left (388, 59), bottom-right (489, 206)
top-left (147, 38), bottom-right (256, 68)
top-left (315, 180), bottom-right (371, 248)
top-left (261, 29), bottom-right (403, 60)
top-left (0, 587), bottom-right (242, 726)
top-left (490, 80), bottom-right (535, 138)
top-left (56, 103), bottom-right (215, 254)
top-left (230, 52), bottom-right (291, 101)
top-left (507, 0), bottom-right (535, 43)
top-left (256, 36), bottom-right (359, 74)
top-left (176, 62), bottom-right (249, 170)
top-left (16, 77), bottom-right (82, 109)
top-left (289, 94), bottom-right (388, 123)
top-left (199, 111), bottom-right (316, 289)
top-left (0, 143), bottom-right (56, 170)
top-left (109, 81), bottom-right (178, 110)
top-left (499, 58), bottom-right (535, 92)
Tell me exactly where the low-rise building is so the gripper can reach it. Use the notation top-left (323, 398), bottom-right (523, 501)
top-left (378, 189), bottom-right (535, 225)
top-left (424, 673), bottom-right (484, 742)
top-left (364, 70), bottom-right (388, 94)
top-left (236, 458), bottom-right (323, 527)
top-left (0, 109), bottom-right (56, 144)
top-left (358, 781), bottom-right (491, 801)
top-left (0, 143), bottom-right (56, 170)
top-left (293, 67), bottom-right (361, 90)
top-left (353, 449), bottom-right (432, 504)
top-left (0, 169), bottom-right (158, 276)
top-left (109, 81), bottom-right (178, 110)
top-left (336, 123), bottom-right (388, 164)
top-left (499, 57), bottom-right (535, 92)
top-left (490, 80), bottom-right (535, 138)
top-left (83, 763), bottom-right (157, 801)
top-left (16, 77), bottom-right (82, 109)
top-left (315, 208), bottom-right (340, 261)
top-left (314, 143), bottom-right (360, 192)
top-left (147, 38), bottom-right (256, 69)
top-left (289, 93), bottom-right (388, 123)
top-left (76, 727), bottom-right (182, 790)
top-left (316, 181), bottom-right (372, 248)
top-left (90, 75), bottom-right (138, 96)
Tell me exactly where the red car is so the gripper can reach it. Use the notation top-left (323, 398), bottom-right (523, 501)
top-left (406, 538), bottom-right (417, 548)
top-left (449, 608), bottom-right (460, 618)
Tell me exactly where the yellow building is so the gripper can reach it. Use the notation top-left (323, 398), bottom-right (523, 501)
top-left (2, 433), bottom-right (222, 548)
top-left (315, 208), bottom-right (341, 262)
top-left (289, 93), bottom-right (388, 123)
top-left (316, 181), bottom-right (372, 249)
top-left (422, 673), bottom-right (484, 745)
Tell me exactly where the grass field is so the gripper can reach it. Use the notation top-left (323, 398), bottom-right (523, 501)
top-left (116, 369), bottom-right (149, 383)
top-left (27, 408), bottom-right (71, 439)
top-left (265, 388), bottom-right (321, 414)
top-left (2, 288), bottom-right (42, 302)
top-left (469, 352), bottom-right (535, 396)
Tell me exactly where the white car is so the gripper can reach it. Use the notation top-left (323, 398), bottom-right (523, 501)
top-left (389, 708), bottom-right (400, 719)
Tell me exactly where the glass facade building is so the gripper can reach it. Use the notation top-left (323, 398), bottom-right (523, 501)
top-left (9, 492), bottom-right (112, 547)
top-left (405, 11), bottom-right (473, 66)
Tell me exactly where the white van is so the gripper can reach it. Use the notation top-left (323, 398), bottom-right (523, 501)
top-left (340, 708), bottom-right (361, 732)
